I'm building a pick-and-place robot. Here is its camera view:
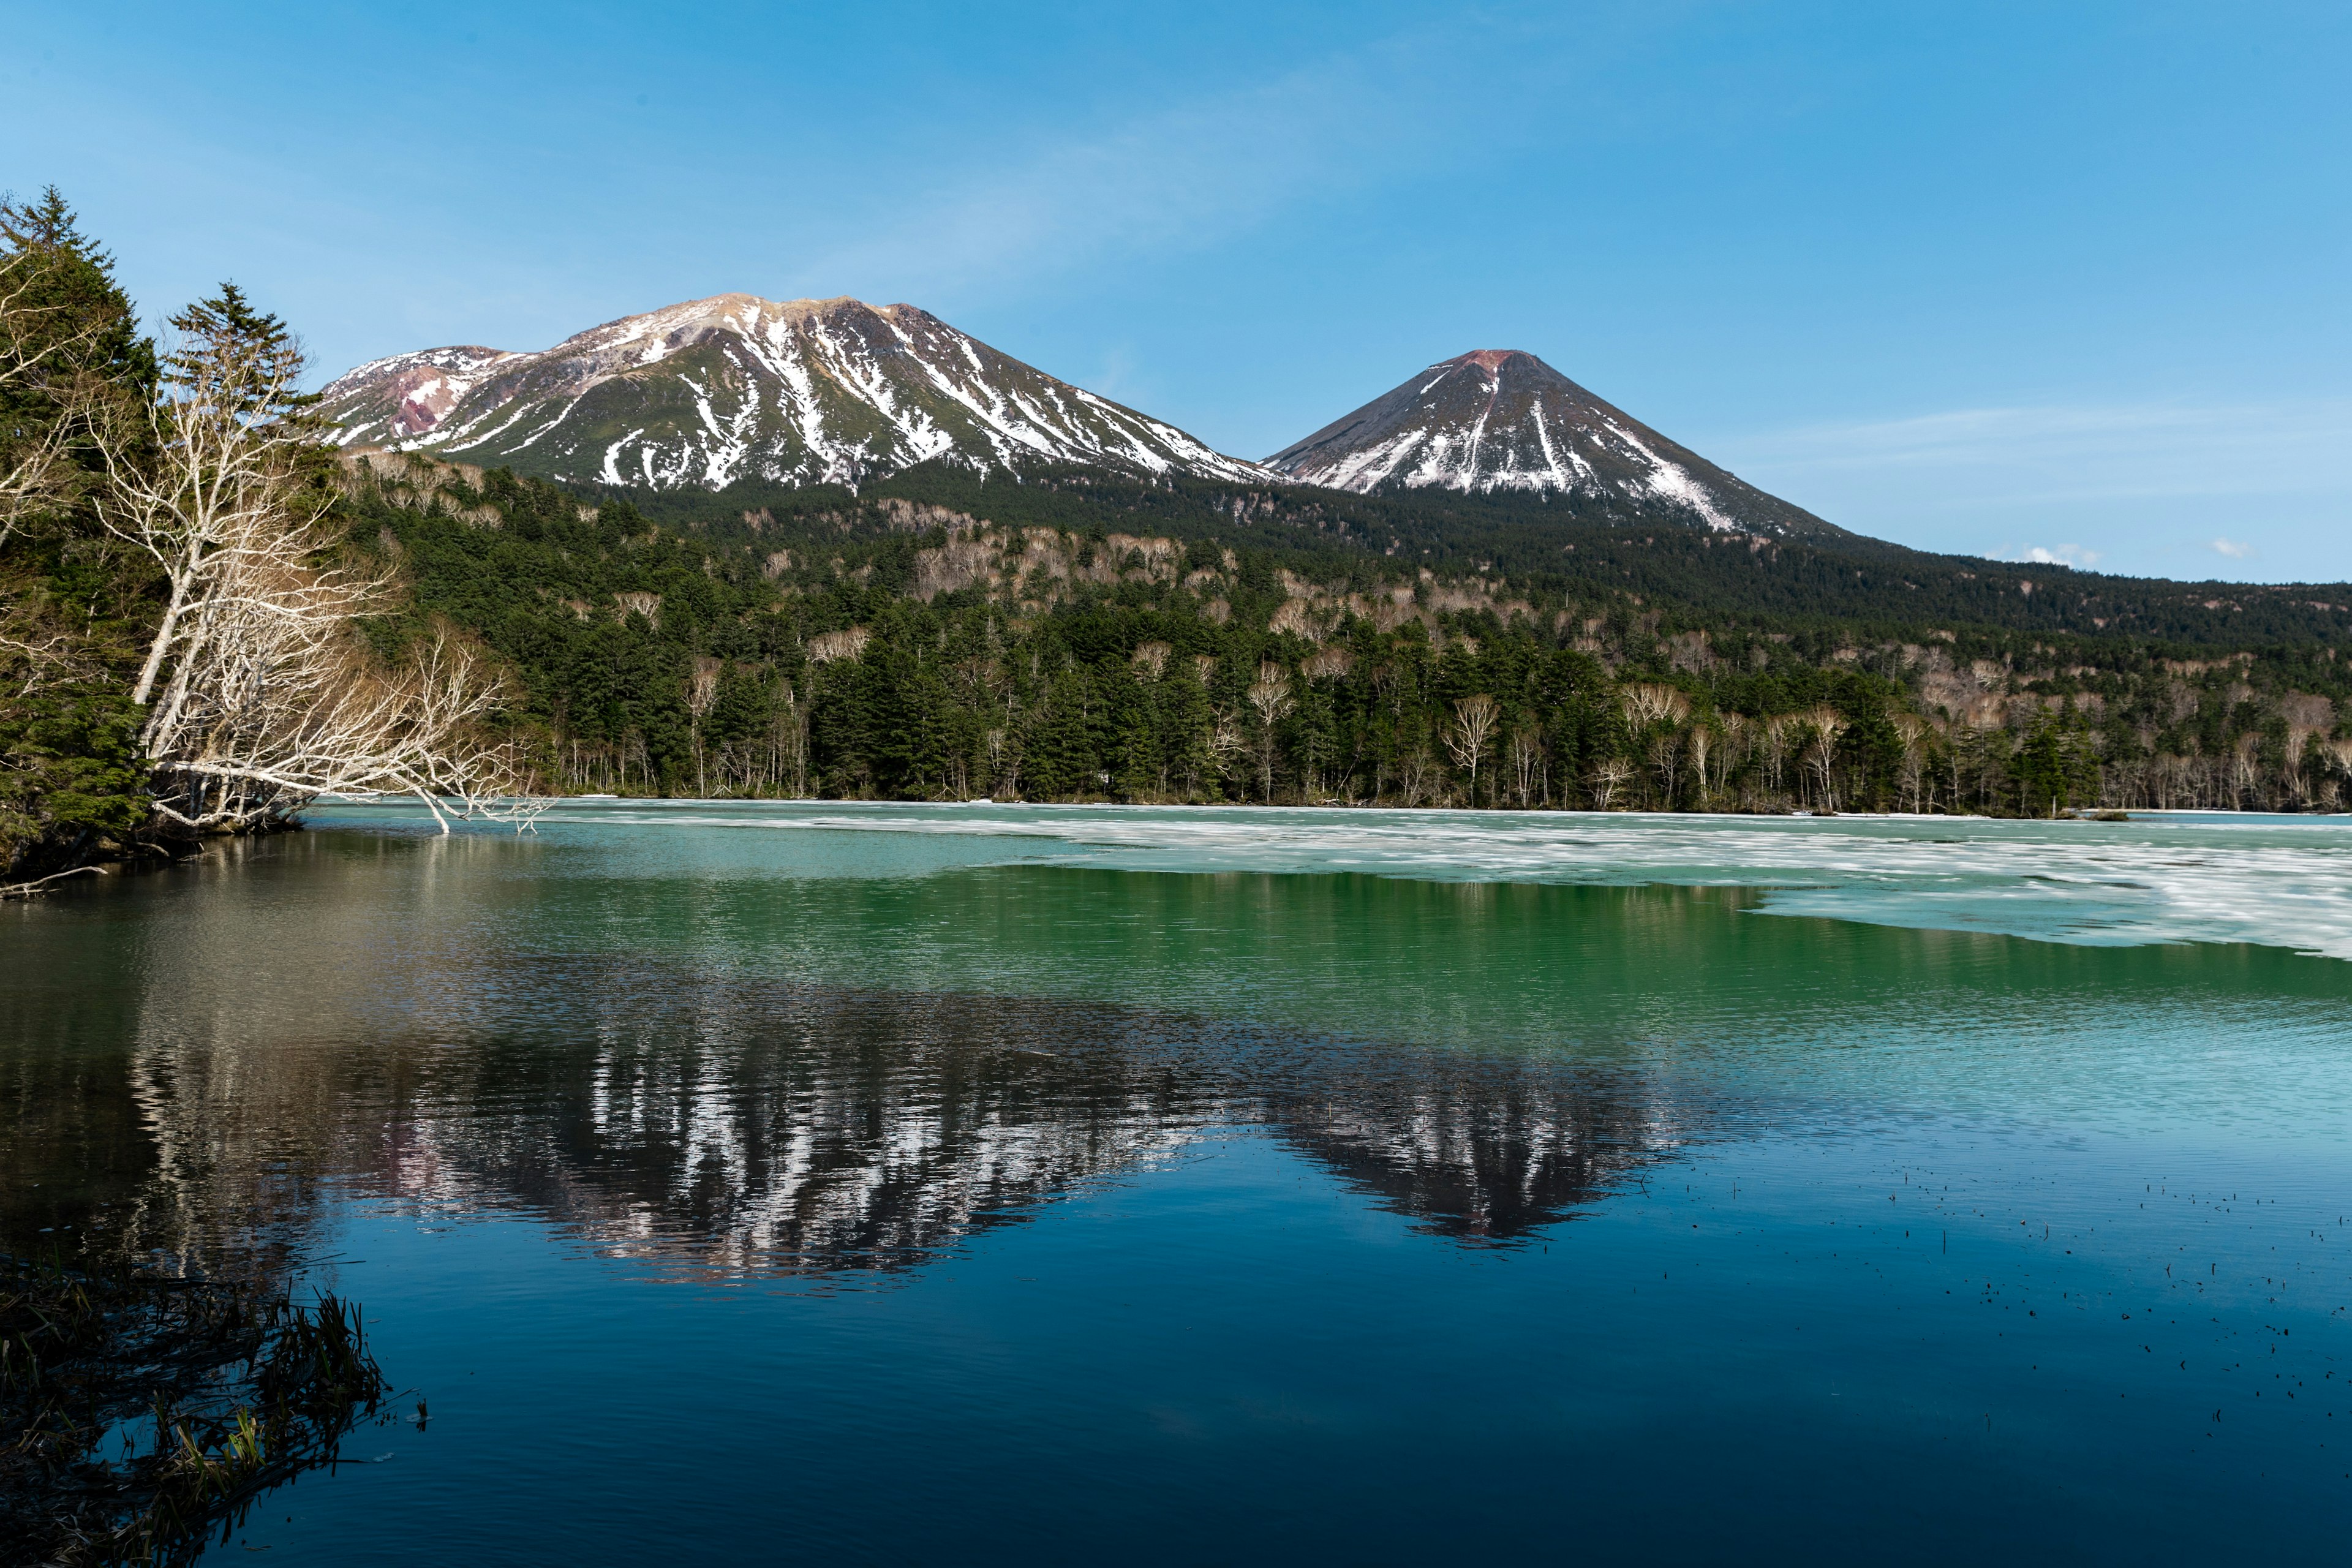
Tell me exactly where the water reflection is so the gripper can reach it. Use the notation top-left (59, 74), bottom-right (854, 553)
top-left (10, 944), bottom-right (1714, 1281)
top-left (12, 821), bottom-right (2341, 1286)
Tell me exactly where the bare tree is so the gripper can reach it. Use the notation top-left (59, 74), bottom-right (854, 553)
top-left (1797, 705), bottom-right (1847, 810)
top-left (1718, 712), bottom-right (1752, 803)
top-left (1686, 723), bottom-right (1714, 807)
top-left (1208, 706), bottom-right (1249, 795)
top-left (2230, 731), bottom-right (2262, 807)
top-left (1445, 693), bottom-right (1500, 805)
top-left (1645, 728), bottom-right (1683, 807)
top-left (0, 328), bottom-right (86, 549)
top-left (1620, 682), bottom-right (1690, 728)
top-left (986, 725), bottom-right (1018, 798)
top-left (687, 655), bottom-right (722, 796)
top-left (1589, 756), bottom-right (1634, 810)
top-left (1891, 714), bottom-right (1930, 812)
top-left (2324, 737), bottom-right (2352, 813)
top-left (1398, 747), bottom-right (1437, 808)
top-left (1246, 662), bottom-right (1294, 803)
top-left (2280, 693), bottom-right (2334, 804)
top-left (774, 684), bottom-right (808, 796)
top-left (1760, 715), bottom-right (1791, 796)
top-left (89, 288), bottom-right (536, 834)
top-left (1508, 725), bottom-right (1543, 809)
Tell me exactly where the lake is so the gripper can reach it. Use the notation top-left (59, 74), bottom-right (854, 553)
top-left (5, 802), bottom-right (2349, 1560)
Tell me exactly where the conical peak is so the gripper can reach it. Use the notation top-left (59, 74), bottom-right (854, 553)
top-left (1264, 347), bottom-right (1834, 538)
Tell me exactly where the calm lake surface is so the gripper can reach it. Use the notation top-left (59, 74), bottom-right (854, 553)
top-left (6, 802), bottom-right (2350, 1560)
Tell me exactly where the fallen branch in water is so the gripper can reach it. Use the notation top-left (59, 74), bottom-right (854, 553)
top-left (0, 864), bottom-right (104, 900)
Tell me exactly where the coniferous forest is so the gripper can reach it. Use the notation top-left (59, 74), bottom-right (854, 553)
top-left (6, 194), bottom-right (2351, 892)
top-left (347, 454), bottom-right (2352, 820)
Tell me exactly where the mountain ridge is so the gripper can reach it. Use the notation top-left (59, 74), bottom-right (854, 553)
top-left (320, 301), bottom-right (1852, 552)
top-left (321, 293), bottom-right (1275, 492)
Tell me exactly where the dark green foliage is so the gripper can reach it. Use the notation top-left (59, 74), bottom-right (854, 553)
top-left (622, 462), bottom-right (2352, 647)
top-left (163, 283), bottom-right (311, 423)
top-left (0, 190), bottom-right (160, 875)
top-left (0, 187), bottom-right (156, 456)
top-left (346, 459), bottom-right (2352, 815)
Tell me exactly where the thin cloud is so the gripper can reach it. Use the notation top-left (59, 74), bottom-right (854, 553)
top-left (797, 69), bottom-right (1392, 300)
top-left (785, 21), bottom-right (1585, 308)
top-left (1719, 399), bottom-right (2352, 506)
top-left (1706, 399), bottom-right (2350, 582)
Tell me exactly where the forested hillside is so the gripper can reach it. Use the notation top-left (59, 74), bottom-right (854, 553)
top-left (348, 456), bottom-right (2352, 816)
top-left (620, 464), bottom-right (2352, 644)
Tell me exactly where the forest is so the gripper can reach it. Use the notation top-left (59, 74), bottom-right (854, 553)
top-left (6, 190), bottom-right (2351, 895)
top-left (349, 454), bottom-right (2352, 818)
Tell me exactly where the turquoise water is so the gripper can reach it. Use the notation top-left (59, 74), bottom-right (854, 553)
top-left (4, 804), bottom-right (2348, 1559)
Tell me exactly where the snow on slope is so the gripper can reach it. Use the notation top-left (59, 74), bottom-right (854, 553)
top-left (320, 295), bottom-right (1272, 491)
top-left (1265, 350), bottom-right (1836, 538)
top-left (324, 345), bottom-right (522, 447)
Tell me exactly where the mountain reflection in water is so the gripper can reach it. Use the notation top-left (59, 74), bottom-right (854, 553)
top-left (14, 953), bottom-right (1717, 1283)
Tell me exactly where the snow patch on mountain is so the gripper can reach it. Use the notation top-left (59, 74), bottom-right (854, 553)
top-left (322, 295), bottom-right (1272, 492)
top-left (1265, 349), bottom-right (1837, 539)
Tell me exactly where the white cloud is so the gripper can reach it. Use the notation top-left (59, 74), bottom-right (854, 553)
top-left (1989, 543), bottom-right (2103, 567)
top-left (2209, 537), bottom-right (2255, 559)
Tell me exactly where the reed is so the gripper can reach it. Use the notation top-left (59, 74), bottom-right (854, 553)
top-left (1, 1248), bottom-right (390, 1566)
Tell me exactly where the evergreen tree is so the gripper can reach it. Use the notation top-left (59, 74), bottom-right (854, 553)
top-left (0, 190), bottom-right (156, 874)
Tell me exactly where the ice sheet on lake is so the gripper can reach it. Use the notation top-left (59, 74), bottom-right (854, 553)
top-left (361, 802), bottom-right (2352, 961)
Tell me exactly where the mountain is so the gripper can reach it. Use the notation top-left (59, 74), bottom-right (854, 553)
top-left (1265, 349), bottom-right (1839, 540)
top-left (320, 294), bottom-right (1272, 491)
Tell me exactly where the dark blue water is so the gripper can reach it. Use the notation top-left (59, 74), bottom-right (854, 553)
top-left (4, 807), bottom-right (2347, 1560)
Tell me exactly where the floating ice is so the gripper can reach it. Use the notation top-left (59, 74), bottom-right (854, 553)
top-left (460, 802), bottom-right (2352, 962)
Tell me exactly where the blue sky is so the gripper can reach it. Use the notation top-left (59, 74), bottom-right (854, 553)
top-left (8, 1), bottom-right (2347, 582)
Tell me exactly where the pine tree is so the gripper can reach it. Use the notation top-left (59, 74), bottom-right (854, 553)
top-left (0, 189), bottom-right (156, 876)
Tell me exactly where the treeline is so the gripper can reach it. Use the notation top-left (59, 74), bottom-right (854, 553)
top-left (350, 459), bottom-right (2352, 815)
top-left (619, 462), bottom-right (2352, 647)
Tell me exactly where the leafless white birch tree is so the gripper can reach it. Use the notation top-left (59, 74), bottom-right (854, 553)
top-left (89, 288), bottom-right (540, 834)
top-left (1246, 662), bottom-right (1294, 803)
top-left (1446, 692), bottom-right (1500, 805)
top-left (1797, 704), bottom-right (1847, 810)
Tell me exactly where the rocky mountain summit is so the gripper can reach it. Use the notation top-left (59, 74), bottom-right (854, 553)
top-left (320, 295), bottom-right (1272, 491)
top-left (1264, 349), bottom-right (1840, 538)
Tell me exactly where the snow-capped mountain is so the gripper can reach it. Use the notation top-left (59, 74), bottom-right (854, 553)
top-left (320, 295), bottom-right (1272, 491)
top-left (1266, 350), bottom-right (1837, 537)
